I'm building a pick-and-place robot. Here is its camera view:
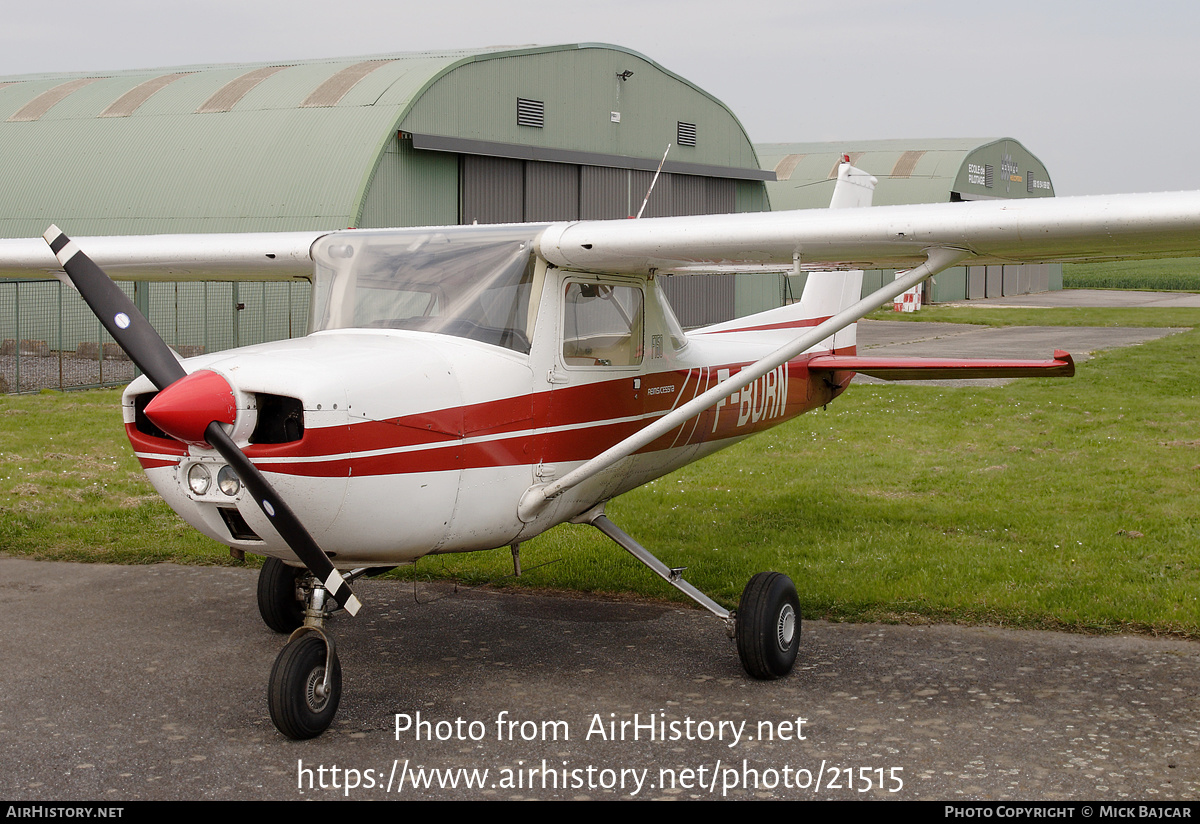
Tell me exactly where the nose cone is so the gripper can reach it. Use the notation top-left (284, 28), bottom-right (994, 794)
top-left (144, 369), bottom-right (237, 446)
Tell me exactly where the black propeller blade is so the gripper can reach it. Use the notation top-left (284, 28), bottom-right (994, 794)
top-left (43, 225), bottom-right (360, 616)
top-left (44, 225), bottom-right (186, 390)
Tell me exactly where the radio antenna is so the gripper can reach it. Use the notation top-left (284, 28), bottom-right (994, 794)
top-left (635, 143), bottom-right (671, 219)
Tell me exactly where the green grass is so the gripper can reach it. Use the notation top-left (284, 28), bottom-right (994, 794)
top-left (3, 309), bottom-right (1200, 636)
top-left (0, 390), bottom-right (240, 564)
top-left (404, 328), bottom-right (1200, 635)
top-left (866, 305), bottom-right (1200, 327)
top-left (1064, 257), bottom-right (1200, 291)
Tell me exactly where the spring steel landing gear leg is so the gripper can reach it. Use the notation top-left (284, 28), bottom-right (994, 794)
top-left (578, 505), bottom-right (800, 680)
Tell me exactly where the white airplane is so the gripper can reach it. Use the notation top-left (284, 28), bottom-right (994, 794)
top-left (4, 169), bottom-right (1200, 739)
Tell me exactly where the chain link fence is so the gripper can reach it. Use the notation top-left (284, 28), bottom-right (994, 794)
top-left (1, 278), bottom-right (310, 393)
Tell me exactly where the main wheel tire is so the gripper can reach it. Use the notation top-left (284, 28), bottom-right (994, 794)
top-left (257, 557), bottom-right (305, 633)
top-left (268, 634), bottom-right (342, 740)
top-left (736, 571), bottom-right (801, 680)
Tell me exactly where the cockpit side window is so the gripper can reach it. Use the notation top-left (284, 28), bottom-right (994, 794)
top-left (562, 282), bottom-right (644, 367)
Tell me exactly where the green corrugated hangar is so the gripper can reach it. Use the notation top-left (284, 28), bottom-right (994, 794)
top-left (756, 138), bottom-right (1061, 303)
top-left (0, 46), bottom-right (1066, 393)
top-left (0, 44), bottom-right (769, 237)
top-left (0, 44), bottom-right (774, 385)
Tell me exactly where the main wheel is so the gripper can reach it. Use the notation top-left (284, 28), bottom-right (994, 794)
top-left (735, 572), bottom-right (801, 679)
top-left (257, 557), bottom-right (305, 633)
top-left (268, 633), bottom-right (342, 740)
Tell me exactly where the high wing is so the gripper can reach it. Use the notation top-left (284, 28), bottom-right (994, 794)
top-left (2, 191), bottom-right (1198, 280)
top-left (0, 231), bottom-right (320, 280)
top-left (536, 191), bottom-right (1200, 274)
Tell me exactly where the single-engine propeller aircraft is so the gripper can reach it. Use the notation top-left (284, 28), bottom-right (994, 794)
top-left (4, 164), bottom-right (1200, 739)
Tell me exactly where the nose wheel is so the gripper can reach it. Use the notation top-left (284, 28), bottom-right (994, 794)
top-left (268, 631), bottom-right (342, 740)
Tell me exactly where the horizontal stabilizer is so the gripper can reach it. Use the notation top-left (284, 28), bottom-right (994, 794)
top-left (807, 350), bottom-right (1075, 380)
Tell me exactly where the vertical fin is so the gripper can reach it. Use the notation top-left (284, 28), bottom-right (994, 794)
top-left (805, 156), bottom-right (878, 350)
top-left (692, 158), bottom-right (877, 343)
top-left (828, 156), bottom-right (879, 209)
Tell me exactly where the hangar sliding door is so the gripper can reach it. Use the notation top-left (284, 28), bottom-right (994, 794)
top-left (462, 157), bottom-right (582, 223)
top-left (462, 158), bottom-right (739, 225)
top-left (580, 166), bottom-right (630, 219)
top-left (524, 161), bottom-right (579, 222)
top-left (460, 155), bottom-right (524, 224)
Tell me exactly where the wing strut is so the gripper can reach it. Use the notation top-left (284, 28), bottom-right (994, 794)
top-left (518, 246), bottom-right (970, 521)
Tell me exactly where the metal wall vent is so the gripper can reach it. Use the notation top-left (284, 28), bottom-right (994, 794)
top-left (1026, 172), bottom-right (1052, 194)
top-left (517, 98), bottom-right (545, 128)
top-left (677, 121), bottom-right (697, 147)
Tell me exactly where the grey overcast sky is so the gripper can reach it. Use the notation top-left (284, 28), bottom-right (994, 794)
top-left (2, 0), bottom-right (1195, 197)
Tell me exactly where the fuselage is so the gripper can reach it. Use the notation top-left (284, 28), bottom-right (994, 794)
top-left (122, 227), bottom-right (856, 567)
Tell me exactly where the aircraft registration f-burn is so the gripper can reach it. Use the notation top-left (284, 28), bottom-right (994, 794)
top-left (5, 168), bottom-right (1200, 739)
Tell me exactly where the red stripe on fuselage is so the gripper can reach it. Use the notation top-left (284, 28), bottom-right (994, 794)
top-left (124, 352), bottom-right (851, 478)
top-left (691, 315), bottom-right (833, 335)
top-left (126, 423), bottom-right (187, 470)
top-left (136, 457), bottom-right (183, 470)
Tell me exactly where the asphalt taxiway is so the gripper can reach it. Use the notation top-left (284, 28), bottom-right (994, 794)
top-left (2, 289), bottom-right (1197, 801)
top-left (1, 558), bottom-right (1197, 801)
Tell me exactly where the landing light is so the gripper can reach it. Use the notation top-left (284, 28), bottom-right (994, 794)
top-left (218, 466), bottom-right (241, 496)
top-left (187, 463), bottom-right (212, 495)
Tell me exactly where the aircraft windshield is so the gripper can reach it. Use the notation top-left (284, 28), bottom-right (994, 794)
top-left (310, 225), bottom-right (546, 354)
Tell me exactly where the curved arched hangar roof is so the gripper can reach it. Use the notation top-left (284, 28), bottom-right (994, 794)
top-left (0, 44), bottom-right (768, 238)
top-left (757, 137), bottom-right (1054, 210)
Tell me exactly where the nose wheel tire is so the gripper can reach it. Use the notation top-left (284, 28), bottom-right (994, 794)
top-left (735, 572), bottom-right (801, 680)
top-left (268, 633), bottom-right (342, 739)
top-left (257, 557), bottom-right (305, 633)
